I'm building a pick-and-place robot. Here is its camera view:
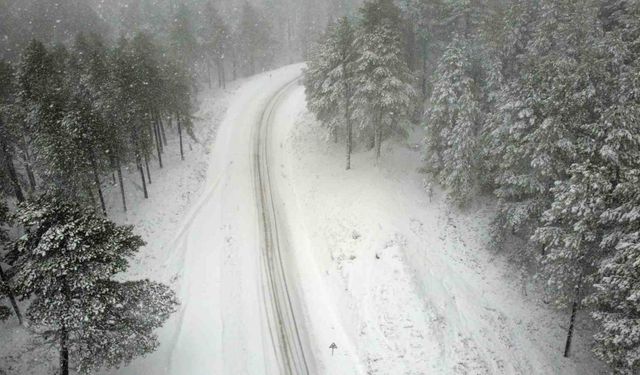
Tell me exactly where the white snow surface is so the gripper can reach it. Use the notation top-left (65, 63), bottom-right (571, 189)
top-left (1, 64), bottom-right (608, 375)
top-left (270, 85), bottom-right (608, 374)
top-left (106, 64), bottom-right (318, 375)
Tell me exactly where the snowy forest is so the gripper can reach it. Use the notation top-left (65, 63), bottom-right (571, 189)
top-left (1, 0), bottom-right (640, 374)
top-left (304, 0), bottom-right (640, 373)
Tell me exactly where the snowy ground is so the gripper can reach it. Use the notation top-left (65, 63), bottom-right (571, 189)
top-left (1, 65), bottom-right (608, 375)
top-left (272, 85), bottom-right (609, 374)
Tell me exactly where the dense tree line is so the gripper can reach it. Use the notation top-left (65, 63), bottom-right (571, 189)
top-left (0, 32), bottom-right (194, 213)
top-left (304, 0), bottom-right (415, 168)
top-left (305, 0), bottom-right (640, 372)
top-left (0, 30), bottom-right (188, 374)
top-left (0, 4), bottom-right (219, 375)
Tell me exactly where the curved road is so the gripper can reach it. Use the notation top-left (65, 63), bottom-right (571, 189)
top-left (252, 78), bottom-right (312, 375)
top-left (110, 66), bottom-right (347, 375)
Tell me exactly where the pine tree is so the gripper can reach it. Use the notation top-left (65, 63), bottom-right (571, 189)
top-left (236, 2), bottom-right (275, 75)
top-left (589, 169), bottom-right (640, 373)
top-left (424, 37), bottom-right (482, 204)
top-left (353, 0), bottom-right (414, 162)
top-left (17, 40), bottom-right (76, 196)
top-left (161, 58), bottom-right (195, 162)
top-left (64, 33), bottom-right (116, 216)
top-left (0, 195), bottom-right (22, 324)
top-left (583, 1), bottom-right (640, 370)
top-left (11, 195), bottom-right (178, 375)
top-left (169, 3), bottom-right (199, 76)
top-left (487, 0), bottom-right (601, 256)
top-left (304, 17), bottom-right (357, 168)
top-left (0, 60), bottom-right (26, 203)
top-left (201, 1), bottom-right (230, 89)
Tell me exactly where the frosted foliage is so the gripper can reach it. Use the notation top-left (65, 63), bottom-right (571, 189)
top-left (11, 196), bottom-right (178, 373)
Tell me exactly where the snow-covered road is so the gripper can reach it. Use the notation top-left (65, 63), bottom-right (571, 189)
top-left (252, 77), bottom-right (312, 374)
top-left (105, 64), bottom-right (361, 375)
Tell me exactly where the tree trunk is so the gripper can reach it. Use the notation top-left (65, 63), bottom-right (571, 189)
top-left (219, 59), bottom-right (226, 89)
top-left (160, 117), bottom-right (168, 146)
top-left (374, 120), bottom-right (382, 162)
top-left (116, 157), bottom-right (127, 212)
top-left (154, 116), bottom-right (164, 154)
top-left (89, 148), bottom-right (107, 216)
top-left (207, 59), bottom-right (212, 89)
top-left (1, 144), bottom-right (24, 202)
top-left (137, 157), bottom-right (148, 199)
top-left (0, 264), bottom-right (23, 325)
top-left (21, 139), bottom-right (37, 191)
top-left (144, 153), bottom-right (151, 185)
top-left (177, 114), bottom-right (184, 161)
top-left (152, 119), bottom-right (163, 169)
top-left (564, 278), bottom-right (583, 358)
top-left (232, 56), bottom-right (237, 81)
top-left (345, 99), bottom-right (352, 171)
top-left (60, 325), bottom-right (69, 375)
top-left (333, 125), bottom-right (338, 144)
top-left (421, 42), bottom-right (428, 98)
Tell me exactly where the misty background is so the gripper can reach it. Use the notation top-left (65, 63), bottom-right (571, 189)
top-left (0, 0), bottom-right (363, 79)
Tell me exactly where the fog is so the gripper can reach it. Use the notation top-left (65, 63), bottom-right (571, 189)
top-left (1, 0), bottom-right (362, 69)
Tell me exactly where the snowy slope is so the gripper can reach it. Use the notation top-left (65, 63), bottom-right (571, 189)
top-left (271, 85), bottom-right (609, 374)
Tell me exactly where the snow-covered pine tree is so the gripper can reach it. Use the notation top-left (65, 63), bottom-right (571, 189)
top-left (590, 168), bottom-right (640, 373)
top-left (17, 41), bottom-right (81, 196)
top-left (0, 196), bottom-right (9, 322)
top-left (0, 196), bottom-right (22, 324)
top-left (201, 1), bottom-right (230, 89)
top-left (0, 60), bottom-right (26, 203)
top-left (353, 0), bottom-right (414, 162)
top-left (169, 3), bottom-right (199, 76)
top-left (584, 1), bottom-right (640, 370)
top-left (237, 2), bottom-right (274, 76)
top-left (64, 33), bottom-right (117, 216)
top-left (529, 0), bottom-right (640, 358)
top-left (303, 17), bottom-right (357, 168)
top-left (424, 36), bottom-right (482, 205)
top-left (10, 195), bottom-right (178, 375)
top-left (487, 0), bottom-right (601, 257)
top-left (533, 163), bottom-right (611, 357)
top-left (161, 57), bottom-right (195, 162)
top-left (332, 18), bottom-right (357, 170)
top-left (110, 33), bottom-right (159, 198)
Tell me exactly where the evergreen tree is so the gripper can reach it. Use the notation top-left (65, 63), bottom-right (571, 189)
top-left (0, 195), bottom-right (22, 324)
top-left (304, 17), bottom-right (357, 168)
top-left (583, 1), bottom-right (640, 370)
top-left (0, 60), bottom-right (26, 203)
top-left (353, 0), bottom-right (414, 162)
top-left (169, 3), bottom-right (199, 76)
top-left (424, 36), bottom-right (482, 204)
top-left (201, 1), bottom-right (230, 89)
top-left (487, 0), bottom-right (601, 257)
top-left (17, 40), bottom-right (73, 195)
top-left (11, 195), bottom-right (178, 375)
top-left (236, 2), bottom-right (275, 75)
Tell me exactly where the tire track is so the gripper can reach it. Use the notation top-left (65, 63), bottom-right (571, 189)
top-left (252, 77), bottom-right (311, 375)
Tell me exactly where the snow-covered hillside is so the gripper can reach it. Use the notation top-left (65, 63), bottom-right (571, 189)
top-left (271, 85), bottom-right (608, 375)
